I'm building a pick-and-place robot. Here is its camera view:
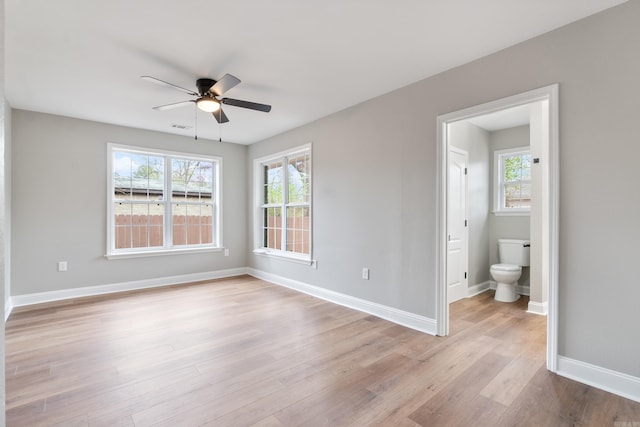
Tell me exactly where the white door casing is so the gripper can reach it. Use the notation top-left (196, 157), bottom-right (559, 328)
top-left (447, 148), bottom-right (468, 304)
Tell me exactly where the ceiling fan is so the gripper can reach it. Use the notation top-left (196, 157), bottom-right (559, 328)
top-left (141, 74), bottom-right (271, 123)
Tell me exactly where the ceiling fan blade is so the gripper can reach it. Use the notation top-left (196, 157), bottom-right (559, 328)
top-left (141, 76), bottom-right (198, 96)
top-left (210, 74), bottom-right (241, 96)
top-left (152, 100), bottom-right (195, 110)
top-left (212, 109), bottom-right (229, 123)
top-left (222, 98), bottom-right (271, 113)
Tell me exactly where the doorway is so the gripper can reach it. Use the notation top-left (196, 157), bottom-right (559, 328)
top-left (436, 84), bottom-right (559, 372)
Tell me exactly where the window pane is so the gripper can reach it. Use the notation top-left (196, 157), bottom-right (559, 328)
top-left (114, 202), bottom-right (164, 249)
top-left (199, 204), bottom-right (213, 245)
top-left (171, 159), bottom-right (214, 247)
top-left (503, 154), bottom-right (523, 182)
top-left (504, 183), bottom-right (532, 208)
top-left (263, 207), bottom-right (282, 250)
top-left (173, 159), bottom-right (214, 197)
top-left (114, 152), bottom-right (164, 201)
top-left (263, 161), bottom-right (283, 204)
top-left (171, 202), bottom-right (213, 246)
top-left (504, 183), bottom-right (520, 208)
top-left (519, 183), bottom-right (532, 208)
top-left (286, 206), bottom-right (310, 254)
top-left (172, 203), bottom-right (187, 245)
top-left (288, 153), bottom-right (311, 204)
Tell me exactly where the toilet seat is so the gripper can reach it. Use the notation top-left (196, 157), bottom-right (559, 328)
top-left (490, 263), bottom-right (521, 272)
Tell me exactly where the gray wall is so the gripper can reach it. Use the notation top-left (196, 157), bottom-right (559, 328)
top-left (11, 111), bottom-right (247, 295)
top-left (248, 1), bottom-right (640, 378)
top-left (449, 121), bottom-right (491, 289)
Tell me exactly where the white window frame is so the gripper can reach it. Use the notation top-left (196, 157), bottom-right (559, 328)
top-left (253, 143), bottom-right (313, 264)
top-left (106, 143), bottom-right (222, 259)
top-left (493, 146), bottom-right (531, 216)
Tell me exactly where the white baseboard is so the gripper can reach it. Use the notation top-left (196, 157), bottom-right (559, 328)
top-left (527, 300), bottom-right (548, 315)
top-left (467, 281), bottom-right (491, 297)
top-left (557, 356), bottom-right (640, 403)
top-left (247, 268), bottom-right (437, 335)
top-left (9, 267), bottom-right (248, 309)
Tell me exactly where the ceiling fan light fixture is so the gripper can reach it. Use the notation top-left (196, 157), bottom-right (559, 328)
top-left (196, 96), bottom-right (220, 112)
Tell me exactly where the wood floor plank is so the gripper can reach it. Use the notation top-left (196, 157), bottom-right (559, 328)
top-left (5, 277), bottom-right (640, 426)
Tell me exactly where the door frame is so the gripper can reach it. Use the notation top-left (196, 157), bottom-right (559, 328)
top-left (447, 147), bottom-right (469, 304)
top-left (435, 84), bottom-right (559, 372)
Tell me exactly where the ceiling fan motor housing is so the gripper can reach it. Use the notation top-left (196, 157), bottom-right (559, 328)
top-left (196, 78), bottom-right (216, 96)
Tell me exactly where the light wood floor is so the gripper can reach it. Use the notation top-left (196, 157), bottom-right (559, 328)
top-left (5, 275), bottom-right (640, 426)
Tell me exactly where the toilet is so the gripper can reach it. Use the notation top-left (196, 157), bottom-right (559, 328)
top-left (490, 239), bottom-right (530, 302)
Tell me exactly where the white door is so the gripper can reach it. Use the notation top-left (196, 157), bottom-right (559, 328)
top-left (447, 148), bottom-right (468, 303)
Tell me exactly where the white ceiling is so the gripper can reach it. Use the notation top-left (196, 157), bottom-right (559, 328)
top-left (466, 103), bottom-right (532, 131)
top-left (5, 0), bottom-right (626, 145)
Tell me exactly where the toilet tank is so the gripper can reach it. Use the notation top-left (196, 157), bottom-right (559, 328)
top-left (498, 239), bottom-right (530, 266)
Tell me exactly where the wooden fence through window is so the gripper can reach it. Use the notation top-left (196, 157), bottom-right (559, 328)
top-left (115, 215), bottom-right (212, 248)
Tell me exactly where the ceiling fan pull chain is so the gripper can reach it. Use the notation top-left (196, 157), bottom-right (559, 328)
top-left (219, 112), bottom-right (222, 142)
top-left (194, 104), bottom-right (198, 140)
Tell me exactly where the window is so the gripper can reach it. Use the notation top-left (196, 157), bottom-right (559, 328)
top-left (494, 147), bottom-right (531, 214)
top-left (255, 144), bottom-right (311, 262)
top-left (107, 144), bottom-right (220, 258)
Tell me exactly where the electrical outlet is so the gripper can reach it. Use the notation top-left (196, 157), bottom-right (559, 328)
top-left (362, 267), bottom-right (369, 280)
top-left (58, 261), bottom-right (68, 272)
top-left (224, 249), bottom-right (230, 257)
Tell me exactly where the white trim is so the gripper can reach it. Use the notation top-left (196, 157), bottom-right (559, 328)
top-left (466, 281), bottom-right (491, 298)
top-left (492, 211), bottom-right (530, 217)
top-left (527, 300), bottom-right (548, 315)
top-left (252, 248), bottom-right (314, 266)
top-left (104, 246), bottom-right (227, 260)
top-left (547, 84), bottom-right (560, 373)
top-left (557, 356), bottom-right (640, 404)
top-left (435, 114), bottom-right (448, 336)
top-left (436, 84), bottom-right (560, 370)
top-left (253, 144), bottom-right (312, 164)
top-left (248, 268), bottom-right (437, 335)
top-left (105, 246), bottom-right (223, 260)
top-left (10, 268), bottom-right (248, 308)
top-left (5, 297), bottom-right (13, 321)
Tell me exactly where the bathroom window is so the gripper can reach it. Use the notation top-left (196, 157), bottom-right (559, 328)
top-left (494, 147), bottom-right (531, 214)
top-left (253, 144), bottom-right (312, 263)
top-left (107, 144), bottom-right (221, 258)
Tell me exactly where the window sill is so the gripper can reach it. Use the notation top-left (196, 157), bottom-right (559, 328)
top-left (493, 210), bottom-right (530, 217)
top-left (106, 247), bottom-right (223, 260)
top-left (253, 248), bottom-right (315, 267)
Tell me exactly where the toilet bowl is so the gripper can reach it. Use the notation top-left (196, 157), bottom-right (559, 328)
top-left (490, 239), bottom-right (530, 303)
top-left (490, 263), bottom-right (522, 302)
